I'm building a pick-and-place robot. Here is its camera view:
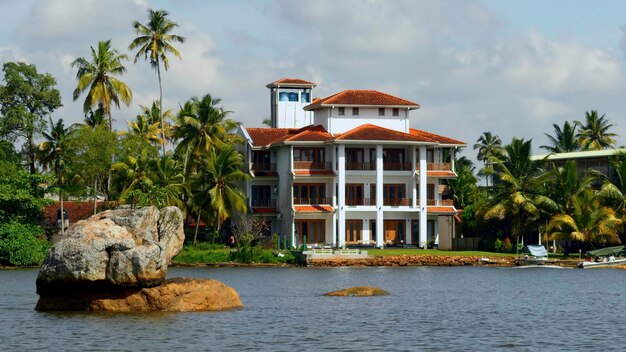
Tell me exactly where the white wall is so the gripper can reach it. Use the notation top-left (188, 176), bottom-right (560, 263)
top-left (314, 107), bottom-right (410, 134)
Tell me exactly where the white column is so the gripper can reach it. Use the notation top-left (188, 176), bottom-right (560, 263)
top-left (451, 148), bottom-right (456, 173)
top-left (337, 144), bottom-right (346, 248)
top-left (376, 144), bottom-right (384, 247)
top-left (412, 147), bottom-right (417, 208)
top-left (362, 219), bottom-right (370, 244)
top-left (332, 212), bottom-right (337, 247)
top-left (419, 145), bottom-right (428, 249)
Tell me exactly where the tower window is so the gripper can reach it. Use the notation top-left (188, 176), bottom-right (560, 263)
top-left (379, 108), bottom-right (385, 116)
top-left (353, 107), bottom-right (359, 116)
top-left (338, 107), bottom-right (345, 116)
top-left (392, 108), bottom-right (399, 116)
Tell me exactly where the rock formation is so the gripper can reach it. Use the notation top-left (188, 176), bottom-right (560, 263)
top-left (36, 206), bottom-right (242, 312)
top-left (324, 286), bottom-right (390, 297)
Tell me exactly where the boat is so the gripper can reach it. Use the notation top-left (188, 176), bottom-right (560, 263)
top-left (578, 245), bottom-right (626, 268)
top-left (515, 245), bottom-right (549, 266)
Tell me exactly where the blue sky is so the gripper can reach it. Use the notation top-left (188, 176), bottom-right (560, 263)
top-left (1, 0), bottom-right (625, 159)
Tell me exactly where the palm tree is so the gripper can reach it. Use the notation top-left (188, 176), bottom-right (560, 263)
top-left (541, 121), bottom-right (579, 153)
top-left (83, 107), bottom-right (107, 129)
top-left (262, 118), bottom-right (271, 127)
top-left (130, 9), bottom-right (185, 155)
top-left (548, 190), bottom-right (621, 247)
top-left (139, 100), bottom-right (174, 143)
top-left (72, 40), bottom-right (133, 131)
top-left (574, 110), bottom-right (618, 150)
top-left (546, 160), bottom-right (595, 214)
top-left (473, 132), bottom-right (504, 187)
top-left (110, 149), bottom-right (154, 204)
top-left (38, 117), bottom-right (72, 232)
top-left (119, 113), bottom-right (164, 146)
top-left (480, 138), bottom-right (557, 247)
top-left (187, 146), bottom-right (249, 243)
top-left (595, 153), bottom-right (626, 242)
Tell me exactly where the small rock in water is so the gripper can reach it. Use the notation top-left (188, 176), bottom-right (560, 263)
top-left (324, 286), bottom-right (390, 297)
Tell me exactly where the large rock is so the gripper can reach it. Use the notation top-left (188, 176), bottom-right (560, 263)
top-left (37, 206), bottom-right (184, 294)
top-left (35, 278), bottom-right (243, 312)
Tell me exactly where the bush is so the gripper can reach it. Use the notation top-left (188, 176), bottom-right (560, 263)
top-left (502, 238), bottom-right (513, 253)
top-left (0, 222), bottom-right (49, 266)
top-left (493, 238), bottom-right (503, 253)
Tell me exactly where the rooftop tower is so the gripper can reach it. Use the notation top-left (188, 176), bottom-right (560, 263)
top-left (266, 78), bottom-right (316, 128)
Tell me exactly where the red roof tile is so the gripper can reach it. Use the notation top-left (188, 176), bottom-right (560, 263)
top-left (427, 171), bottom-right (457, 177)
top-left (305, 90), bottom-right (419, 110)
top-left (335, 124), bottom-right (426, 142)
top-left (246, 125), bottom-right (331, 147)
top-left (294, 205), bottom-right (335, 212)
top-left (252, 207), bottom-right (277, 214)
top-left (427, 206), bottom-right (456, 214)
top-left (409, 129), bottom-right (464, 145)
top-left (266, 78), bottom-right (317, 87)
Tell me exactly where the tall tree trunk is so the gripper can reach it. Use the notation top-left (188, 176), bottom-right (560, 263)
top-left (59, 191), bottom-right (65, 234)
top-left (93, 177), bottom-right (98, 215)
top-left (157, 62), bottom-right (166, 156)
top-left (193, 210), bottom-right (201, 245)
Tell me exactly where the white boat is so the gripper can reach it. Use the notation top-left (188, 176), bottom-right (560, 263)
top-left (515, 245), bottom-right (548, 266)
top-left (578, 246), bottom-right (626, 268)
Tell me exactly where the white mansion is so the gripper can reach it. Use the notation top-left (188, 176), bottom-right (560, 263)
top-left (237, 78), bottom-right (465, 249)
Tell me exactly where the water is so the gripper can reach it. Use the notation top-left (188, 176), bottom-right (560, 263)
top-left (1, 266), bottom-right (625, 351)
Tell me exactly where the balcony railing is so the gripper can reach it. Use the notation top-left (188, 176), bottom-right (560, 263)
top-left (427, 163), bottom-right (452, 171)
top-left (346, 162), bottom-right (376, 171)
top-left (250, 198), bottom-right (277, 207)
top-left (345, 198), bottom-right (376, 206)
top-left (293, 161), bottom-right (333, 170)
top-left (251, 163), bottom-right (276, 172)
top-left (383, 198), bottom-right (412, 206)
top-left (417, 199), bottom-right (454, 206)
top-left (293, 197), bottom-right (333, 205)
top-left (383, 162), bottom-right (412, 171)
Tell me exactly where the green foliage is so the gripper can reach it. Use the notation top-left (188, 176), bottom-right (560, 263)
top-left (0, 168), bottom-right (53, 224)
top-left (0, 61), bottom-right (62, 174)
top-left (575, 110), bottom-right (617, 151)
top-left (0, 221), bottom-right (49, 266)
top-left (174, 246), bottom-right (230, 264)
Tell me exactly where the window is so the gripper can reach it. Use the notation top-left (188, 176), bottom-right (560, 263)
top-left (294, 148), bottom-right (325, 162)
top-left (338, 107), bottom-right (345, 116)
top-left (383, 184), bottom-right (406, 206)
top-left (345, 184), bottom-right (364, 206)
top-left (392, 108), bottom-right (399, 116)
top-left (251, 186), bottom-right (272, 207)
top-left (293, 183), bottom-right (326, 204)
top-left (378, 108), bottom-right (385, 116)
top-left (352, 107), bottom-right (359, 116)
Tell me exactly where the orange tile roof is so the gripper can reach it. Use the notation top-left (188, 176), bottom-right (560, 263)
top-left (252, 207), bottom-right (277, 214)
top-left (246, 125), bottom-right (331, 147)
top-left (409, 128), bottom-right (464, 145)
top-left (305, 90), bottom-right (419, 110)
top-left (427, 206), bottom-right (456, 214)
top-left (427, 171), bottom-right (457, 177)
top-left (266, 78), bottom-right (317, 87)
top-left (335, 124), bottom-right (425, 142)
top-left (294, 205), bottom-right (335, 212)
top-left (294, 170), bottom-right (335, 175)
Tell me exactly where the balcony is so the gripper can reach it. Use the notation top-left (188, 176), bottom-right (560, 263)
top-left (345, 198), bottom-right (376, 206)
top-left (383, 162), bottom-right (412, 171)
top-left (293, 197), bottom-right (333, 205)
top-left (250, 198), bottom-right (277, 207)
top-left (427, 163), bottom-right (452, 171)
top-left (383, 198), bottom-right (412, 206)
top-left (294, 161), bottom-right (333, 170)
top-left (420, 199), bottom-right (454, 206)
top-left (346, 162), bottom-right (376, 171)
top-left (250, 162), bottom-right (277, 176)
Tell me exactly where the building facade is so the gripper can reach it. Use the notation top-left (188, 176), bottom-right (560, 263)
top-left (237, 78), bottom-right (465, 249)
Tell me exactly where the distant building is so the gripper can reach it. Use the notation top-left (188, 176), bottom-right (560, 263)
top-left (237, 78), bottom-right (465, 249)
top-left (531, 148), bottom-right (626, 185)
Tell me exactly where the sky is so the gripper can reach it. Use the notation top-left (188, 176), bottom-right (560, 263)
top-left (1, 0), bottom-right (626, 161)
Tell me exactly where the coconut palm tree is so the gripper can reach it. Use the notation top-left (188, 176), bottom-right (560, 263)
top-left (38, 117), bottom-right (72, 232)
top-left (110, 148), bottom-right (154, 204)
top-left (151, 154), bottom-right (185, 209)
top-left (138, 100), bottom-right (174, 143)
top-left (187, 146), bottom-right (249, 243)
top-left (130, 9), bottom-right (185, 155)
top-left (480, 138), bottom-right (557, 247)
top-left (72, 40), bottom-right (133, 131)
top-left (473, 132), bottom-right (504, 187)
top-left (574, 110), bottom-right (618, 150)
top-left (541, 121), bottom-right (579, 153)
top-left (546, 160), bottom-right (595, 214)
top-left (548, 190), bottom-right (622, 247)
top-left (83, 107), bottom-right (107, 129)
top-left (119, 113), bottom-right (164, 146)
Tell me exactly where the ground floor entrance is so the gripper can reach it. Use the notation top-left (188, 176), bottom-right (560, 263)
top-left (295, 219), bottom-right (325, 244)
